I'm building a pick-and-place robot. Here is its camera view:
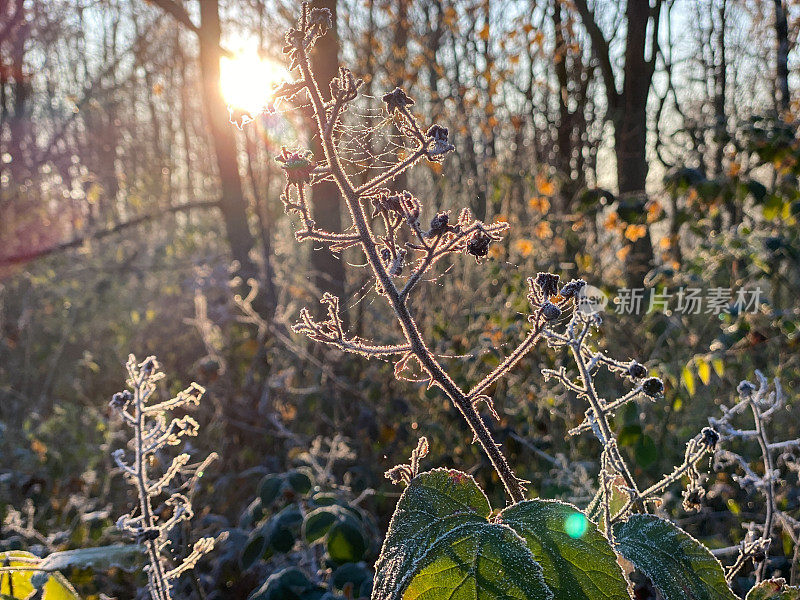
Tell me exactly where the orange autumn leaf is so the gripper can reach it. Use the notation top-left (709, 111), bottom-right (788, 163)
top-left (616, 245), bottom-right (632, 261)
top-left (646, 200), bottom-right (663, 223)
top-left (604, 212), bottom-right (620, 231)
top-left (534, 221), bottom-right (553, 239)
top-left (536, 174), bottom-right (555, 196)
top-left (624, 224), bottom-right (647, 242)
top-left (528, 196), bottom-right (551, 213)
top-left (514, 238), bottom-right (534, 257)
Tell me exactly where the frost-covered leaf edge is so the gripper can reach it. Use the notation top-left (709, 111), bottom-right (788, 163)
top-left (613, 514), bottom-right (738, 600)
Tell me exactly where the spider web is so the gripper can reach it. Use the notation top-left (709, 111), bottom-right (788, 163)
top-left (329, 94), bottom-right (417, 181)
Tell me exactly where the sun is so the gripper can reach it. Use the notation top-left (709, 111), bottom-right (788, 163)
top-left (220, 52), bottom-right (288, 115)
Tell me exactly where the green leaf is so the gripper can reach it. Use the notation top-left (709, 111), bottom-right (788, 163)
top-left (402, 524), bottom-right (551, 600)
top-left (326, 520), bottom-right (367, 563)
top-left (303, 505), bottom-right (357, 544)
top-left (259, 475), bottom-right (284, 507)
top-left (240, 497), bottom-right (264, 529)
top-left (247, 567), bottom-right (323, 600)
top-left (613, 515), bottom-right (737, 600)
top-left (746, 578), bottom-right (800, 600)
top-left (38, 545), bottom-right (143, 573)
top-left (240, 528), bottom-right (269, 570)
top-left (372, 469), bottom-right (551, 600)
top-left (332, 563), bottom-right (372, 593)
top-left (0, 552), bottom-right (81, 600)
top-left (498, 500), bottom-right (630, 600)
top-left (585, 476), bottom-right (630, 533)
top-left (266, 506), bottom-right (302, 553)
top-left (285, 469), bottom-right (313, 495)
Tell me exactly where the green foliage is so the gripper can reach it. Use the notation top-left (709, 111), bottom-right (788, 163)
top-left (247, 568), bottom-right (325, 600)
top-left (331, 563), bottom-right (372, 596)
top-left (613, 515), bottom-right (737, 600)
top-left (585, 478), bottom-right (629, 534)
top-left (498, 500), bottom-right (628, 600)
top-left (373, 469), bottom-right (549, 599)
top-left (259, 469), bottom-right (313, 507)
top-left (240, 467), bottom-right (375, 599)
top-left (400, 525), bottom-right (550, 600)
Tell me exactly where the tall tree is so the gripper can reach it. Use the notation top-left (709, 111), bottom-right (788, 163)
top-left (773, 0), bottom-right (790, 112)
top-left (309, 0), bottom-right (347, 319)
top-left (146, 0), bottom-right (277, 319)
top-left (573, 0), bottom-right (662, 287)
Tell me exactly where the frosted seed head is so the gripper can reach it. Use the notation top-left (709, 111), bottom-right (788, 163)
top-left (382, 88), bottom-right (414, 114)
top-left (428, 212), bottom-right (451, 236)
top-left (534, 272), bottom-right (560, 298)
top-left (308, 7), bottom-right (332, 30)
top-left (560, 279), bottom-right (586, 299)
top-left (110, 390), bottom-right (132, 410)
top-left (541, 302), bottom-right (561, 322)
top-left (700, 426), bottom-right (719, 450)
top-left (642, 377), bottom-right (664, 397)
top-left (737, 380), bottom-right (756, 399)
top-left (467, 231), bottom-right (491, 259)
top-left (682, 487), bottom-right (704, 512)
top-left (628, 361), bottom-right (647, 380)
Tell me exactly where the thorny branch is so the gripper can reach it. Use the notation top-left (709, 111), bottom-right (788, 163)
top-left (260, 3), bottom-right (581, 504)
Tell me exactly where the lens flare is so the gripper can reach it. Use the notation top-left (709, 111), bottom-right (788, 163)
top-left (565, 512), bottom-right (589, 539)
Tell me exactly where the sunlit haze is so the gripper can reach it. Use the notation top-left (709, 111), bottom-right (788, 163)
top-left (220, 52), bottom-right (288, 114)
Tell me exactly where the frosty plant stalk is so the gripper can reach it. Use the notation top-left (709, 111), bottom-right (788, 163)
top-left (110, 355), bottom-right (216, 600)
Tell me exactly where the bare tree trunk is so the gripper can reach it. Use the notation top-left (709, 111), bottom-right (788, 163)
top-left (575, 0), bottom-right (658, 287)
top-left (614, 0), bottom-right (655, 288)
top-left (713, 0), bottom-right (727, 179)
top-left (553, 0), bottom-right (573, 210)
top-left (774, 0), bottom-right (790, 112)
top-left (387, 0), bottom-right (410, 194)
top-left (198, 0), bottom-right (274, 320)
top-left (309, 0), bottom-right (347, 320)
